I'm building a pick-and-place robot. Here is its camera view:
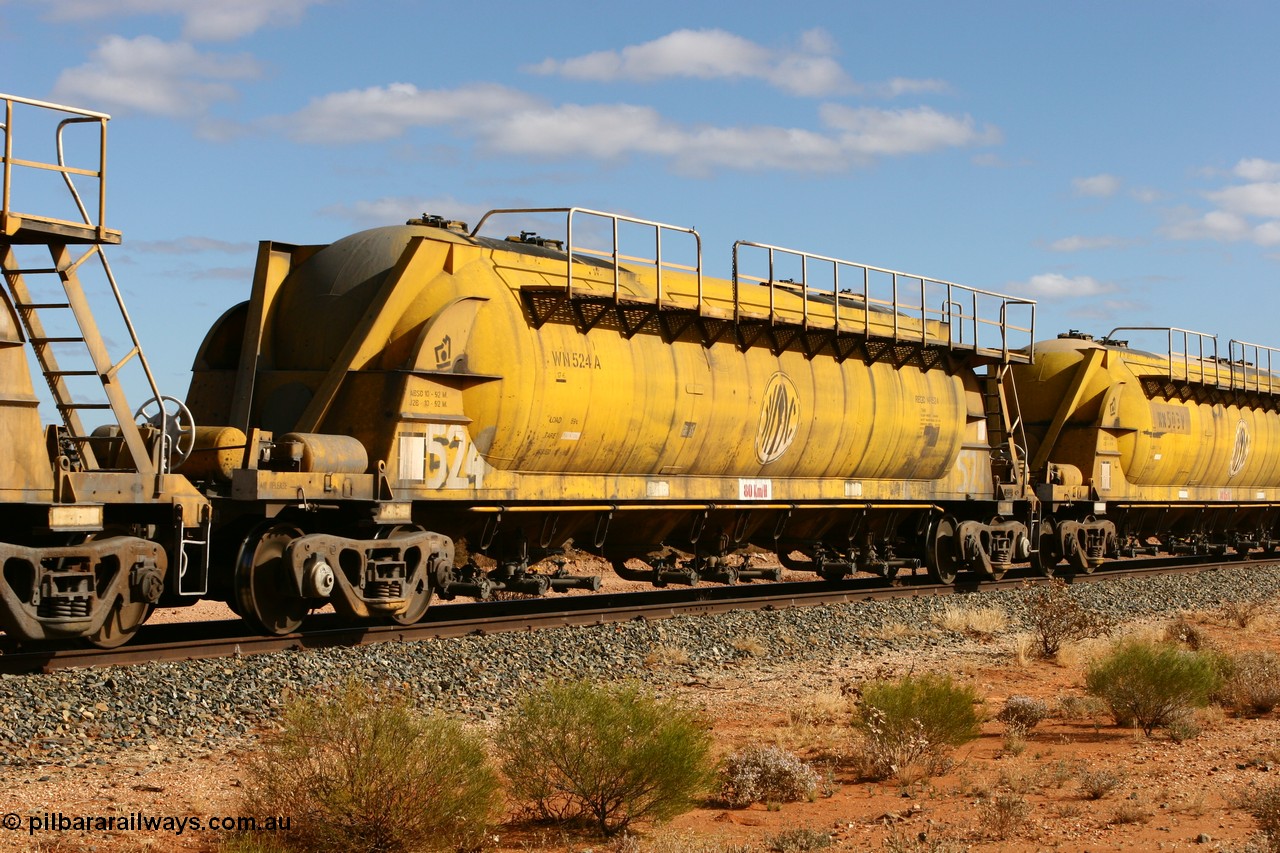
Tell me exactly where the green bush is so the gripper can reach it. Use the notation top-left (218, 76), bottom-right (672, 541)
top-left (242, 681), bottom-right (501, 853)
top-left (1084, 639), bottom-right (1221, 736)
top-left (854, 673), bottom-right (982, 780)
top-left (495, 680), bottom-right (715, 837)
top-left (718, 745), bottom-right (819, 807)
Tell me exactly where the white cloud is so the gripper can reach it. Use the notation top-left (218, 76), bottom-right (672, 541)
top-left (1073, 174), bottom-right (1121, 197)
top-left (1255, 221), bottom-right (1280, 247)
top-left (275, 83), bottom-right (999, 173)
top-left (282, 82), bottom-right (530, 143)
top-left (820, 104), bottom-right (1001, 157)
top-left (872, 77), bottom-right (951, 97)
top-left (1207, 182), bottom-right (1280, 219)
top-left (1048, 235), bottom-right (1128, 252)
top-left (52, 35), bottom-right (259, 116)
top-left (1014, 273), bottom-right (1113, 300)
top-left (1164, 209), bottom-right (1252, 243)
top-left (1162, 164), bottom-right (1280, 248)
top-left (526, 28), bottom-right (857, 97)
top-left (43, 0), bottom-right (323, 41)
top-left (1233, 158), bottom-right (1280, 182)
top-left (477, 102), bottom-right (993, 173)
top-left (481, 103), bottom-right (680, 160)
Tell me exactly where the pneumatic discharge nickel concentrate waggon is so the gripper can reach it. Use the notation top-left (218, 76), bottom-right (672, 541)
top-left (2, 93), bottom-right (1279, 648)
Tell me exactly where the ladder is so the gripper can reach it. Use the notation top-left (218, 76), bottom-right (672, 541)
top-left (982, 363), bottom-right (1043, 559)
top-left (982, 363), bottom-right (1029, 490)
top-left (1, 93), bottom-right (168, 475)
top-left (1, 242), bottom-right (164, 473)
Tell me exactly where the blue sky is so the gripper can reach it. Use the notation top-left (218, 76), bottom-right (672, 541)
top-left (2, 1), bottom-right (1278, 417)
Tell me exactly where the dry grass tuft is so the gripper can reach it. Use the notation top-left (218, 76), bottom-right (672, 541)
top-left (869, 621), bottom-right (926, 641)
top-left (934, 603), bottom-right (1009, 637)
top-left (645, 643), bottom-right (691, 669)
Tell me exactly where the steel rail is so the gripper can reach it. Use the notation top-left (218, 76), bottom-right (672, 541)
top-left (0, 554), bottom-right (1270, 674)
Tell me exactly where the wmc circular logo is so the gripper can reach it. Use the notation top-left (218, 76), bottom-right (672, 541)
top-left (1228, 419), bottom-right (1251, 478)
top-left (756, 372), bottom-right (800, 464)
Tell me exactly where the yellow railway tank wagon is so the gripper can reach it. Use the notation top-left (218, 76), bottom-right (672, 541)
top-left (1012, 329), bottom-right (1280, 571)
top-left (188, 207), bottom-right (1038, 622)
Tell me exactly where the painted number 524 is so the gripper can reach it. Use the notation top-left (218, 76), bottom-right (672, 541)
top-left (426, 423), bottom-right (485, 489)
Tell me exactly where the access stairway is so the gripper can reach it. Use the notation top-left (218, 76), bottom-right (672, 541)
top-left (0, 92), bottom-right (178, 476)
top-left (0, 94), bottom-right (210, 645)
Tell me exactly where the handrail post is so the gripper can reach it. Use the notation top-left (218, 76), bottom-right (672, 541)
top-left (767, 247), bottom-right (775, 324)
top-left (891, 272), bottom-right (900, 342)
top-left (2, 98), bottom-right (12, 226)
top-left (919, 277), bottom-right (926, 345)
top-left (98, 116), bottom-right (107, 238)
top-left (800, 254), bottom-right (809, 330)
top-left (654, 223), bottom-right (663, 304)
top-left (565, 210), bottom-right (575, 298)
top-left (611, 214), bottom-right (620, 300)
top-left (865, 266), bottom-right (875, 335)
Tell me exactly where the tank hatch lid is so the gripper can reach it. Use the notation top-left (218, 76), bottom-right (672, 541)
top-left (406, 214), bottom-right (468, 232)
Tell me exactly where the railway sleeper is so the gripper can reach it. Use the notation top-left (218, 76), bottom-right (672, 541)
top-left (0, 537), bottom-right (166, 643)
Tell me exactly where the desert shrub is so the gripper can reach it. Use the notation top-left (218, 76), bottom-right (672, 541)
top-left (1242, 782), bottom-right (1280, 851)
top-left (996, 695), bottom-right (1049, 732)
top-left (1221, 599), bottom-right (1268, 629)
top-left (854, 673), bottom-right (982, 780)
top-left (1218, 650), bottom-right (1280, 715)
top-left (1077, 767), bottom-right (1125, 800)
top-left (1024, 579), bottom-right (1109, 658)
top-left (1108, 802), bottom-right (1151, 825)
top-left (1084, 639), bottom-right (1221, 736)
top-left (765, 826), bottom-right (833, 852)
top-left (718, 745), bottom-right (819, 807)
top-left (1164, 614), bottom-right (1216, 650)
top-left (496, 680), bottom-right (715, 837)
top-left (242, 681), bottom-right (501, 853)
top-left (981, 792), bottom-right (1030, 839)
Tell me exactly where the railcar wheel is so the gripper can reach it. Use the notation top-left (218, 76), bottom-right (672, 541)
top-left (1035, 519), bottom-right (1062, 578)
top-left (925, 516), bottom-right (960, 585)
top-left (86, 600), bottom-right (152, 649)
top-left (235, 524), bottom-right (308, 636)
top-left (379, 525), bottom-right (434, 626)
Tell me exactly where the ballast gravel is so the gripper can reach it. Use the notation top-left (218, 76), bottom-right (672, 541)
top-left (2, 565), bottom-right (1279, 768)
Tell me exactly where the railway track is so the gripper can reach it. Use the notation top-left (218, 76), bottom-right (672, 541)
top-left (0, 554), bottom-right (1269, 674)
